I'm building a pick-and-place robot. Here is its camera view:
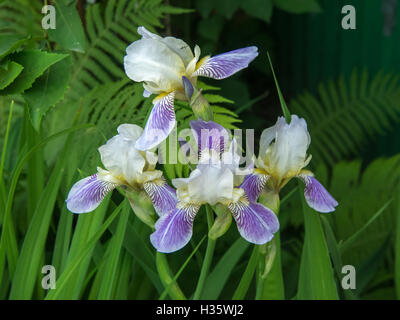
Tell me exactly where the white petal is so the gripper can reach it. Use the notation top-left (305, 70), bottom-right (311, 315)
top-left (98, 131), bottom-right (146, 185)
top-left (124, 38), bottom-right (185, 94)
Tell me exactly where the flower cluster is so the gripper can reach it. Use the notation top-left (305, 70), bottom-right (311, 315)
top-left (66, 26), bottom-right (337, 253)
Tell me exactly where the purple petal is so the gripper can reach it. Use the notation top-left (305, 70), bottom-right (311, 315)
top-left (240, 173), bottom-right (268, 202)
top-left (144, 180), bottom-right (178, 216)
top-left (143, 89), bottom-right (152, 97)
top-left (229, 201), bottom-right (279, 245)
top-left (66, 174), bottom-right (116, 214)
top-left (189, 119), bottom-right (229, 154)
top-left (300, 175), bottom-right (338, 213)
top-left (150, 205), bottom-right (200, 253)
top-left (182, 76), bottom-right (194, 100)
top-left (135, 92), bottom-right (176, 150)
top-left (193, 46), bottom-right (258, 79)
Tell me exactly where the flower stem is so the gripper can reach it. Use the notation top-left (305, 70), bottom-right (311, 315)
top-left (156, 252), bottom-right (186, 300)
top-left (193, 205), bottom-right (216, 300)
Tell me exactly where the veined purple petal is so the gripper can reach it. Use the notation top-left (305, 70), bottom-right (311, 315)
top-left (150, 205), bottom-right (200, 253)
top-left (66, 174), bottom-right (117, 214)
top-left (229, 201), bottom-right (279, 245)
top-left (135, 91), bottom-right (176, 150)
top-left (190, 119), bottom-right (229, 154)
top-left (144, 180), bottom-right (178, 216)
top-left (193, 46), bottom-right (258, 80)
top-left (240, 172), bottom-right (268, 202)
top-left (299, 175), bottom-right (338, 213)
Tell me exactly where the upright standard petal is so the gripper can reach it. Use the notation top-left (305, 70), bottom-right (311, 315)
top-left (135, 92), bottom-right (176, 150)
top-left (299, 174), bottom-right (338, 213)
top-left (239, 172), bottom-right (269, 202)
top-left (190, 119), bottom-right (229, 154)
top-left (124, 38), bottom-right (185, 94)
top-left (66, 174), bottom-right (117, 214)
top-left (193, 46), bottom-right (258, 80)
top-left (150, 205), bottom-right (200, 253)
top-left (99, 125), bottom-right (146, 184)
top-left (144, 179), bottom-right (178, 216)
top-left (228, 200), bottom-right (279, 245)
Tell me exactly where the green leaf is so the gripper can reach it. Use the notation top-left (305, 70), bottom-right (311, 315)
top-left (297, 186), bottom-right (339, 299)
top-left (201, 238), bottom-right (249, 299)
top-left (267, 52), bottom-right (291, 123)
top-left (0, 50), bottom-right (68, 95)
top-left (48, 0), bottom-right (87, 53)
top-left (23, 55), bottom-right (71, 130)
top-left (0, 61), bottom-right (23, 90)
top-left (396, 188), bottom-right (400, 299)
top-left (0, 34), bottom-right (30, 60)
top-left (273, 0), bottom-right (321, 14)
top-left (242, 0), bottom-right (273, 23)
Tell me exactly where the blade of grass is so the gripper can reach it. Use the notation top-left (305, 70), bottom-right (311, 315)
top-left (267, 52), bottom-right (291, 123)
top-left (97, 200), bottom-right (130, 299)
top-left (45, 202), bottom-right (124, 300)
top-left (297, 186), bottom-right (338, 299)
top-left (9, 129), bottom-right (79, 299)
top-left (0, 124), bottom-right (91, 290)
top-left (201, 238), bottom-right (249, 299)
top-left (159, 235), bottom-right (206, 300)
top-left (232, 244), bottom-right (260, 300)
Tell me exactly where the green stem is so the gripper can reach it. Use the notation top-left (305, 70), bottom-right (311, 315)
top-left (193, 205), bottom-right (216, 300)
top-left (156, 252), bottom-right (186, 300)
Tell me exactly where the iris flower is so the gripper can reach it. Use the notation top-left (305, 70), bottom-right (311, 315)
top-left (66, 124), bottom-right (176, 216)
top-left (242, 115), bottom-right (338, 213)
top-left (123, 26), bottom-right (259, 150)
top-left (150, 120), bottom-right (279, 253)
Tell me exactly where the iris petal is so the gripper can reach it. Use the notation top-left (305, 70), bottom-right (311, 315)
top-left (66, 174), bottom-right (117, 214)
top-left (150, 205), bottom-right (200, 253)
top-left (144, 179), bottom-right (178, 216)
top-left (193, 46), bottom-right (258, 79)
top-left (135, 92), bottom-right (176, 150)
top-left (240, 173), bottom-right (268, 202)
top-left (229, 201), bottom-right (279, 245)
top-left (299, 174), bottom-right (338, 213)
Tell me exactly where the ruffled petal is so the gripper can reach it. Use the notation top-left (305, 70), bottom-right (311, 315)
top-left (98, 124), bottom-right (146, 184)
top-left (66, 174), bottom-right (117, 213)
top-left (193, 46), bottom-right (258, 79)
top-left (299, 174), bottom-right (338, 213)
top-left (150, 205), bottom-right (200, 253)
top-left (135, 92), bottom-right (176, 150)
top-left (229, 201), bottom-right (279, 245)
top-left (124, 38), bottom-right (184, 94)
top-left (144, 179), bottom-right (178, 216)
top-left (239, 172), bottom-right (268, 202)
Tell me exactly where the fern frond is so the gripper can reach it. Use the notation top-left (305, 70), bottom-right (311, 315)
top-left (66, 0), bottom-right (187, 101)
top-left (290, 69), bottom-right (400, 166)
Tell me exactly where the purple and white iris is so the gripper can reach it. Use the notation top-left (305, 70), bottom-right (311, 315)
top-left (123, 26), bottom-right (259, 151)
top-left (150, 120), bottom-right (279, 253)
top-left (66, 124), bottom-right (176, 216)
top-left (245, 115), bottom-right (338, 213)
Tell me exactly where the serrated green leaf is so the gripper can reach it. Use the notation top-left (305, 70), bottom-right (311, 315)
top-left (0, 34), bottom-right (30, 59)
top-left (23, 55), bottom-right (71, 130)
top-left (48, 0), bottom-right (87, 53)
top-left (0, 61), bottom-right (23, 90)
top-left (0, 50), bottom-right (68, 95)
